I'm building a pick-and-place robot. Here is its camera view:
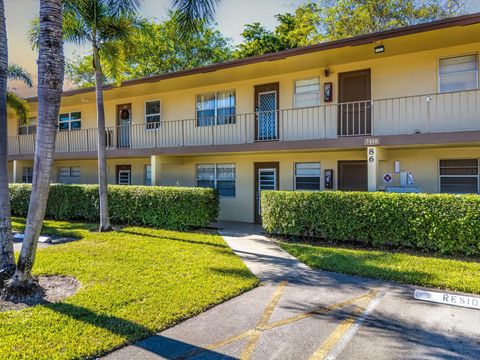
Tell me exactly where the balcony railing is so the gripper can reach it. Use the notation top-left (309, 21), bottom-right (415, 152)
top-left (7, 88), bottom-right (480, 156)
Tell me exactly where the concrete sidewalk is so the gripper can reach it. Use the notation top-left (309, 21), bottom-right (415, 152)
top-left (104, 221), bottom-right (480, 360)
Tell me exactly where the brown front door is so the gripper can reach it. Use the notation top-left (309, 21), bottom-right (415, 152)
top-left (254, 83), bottom-right (279, 141)
top-left (117, 103), bottom-right (132, 148)
top-left (116, 165), bottom-right (131, 185)
top-left (338, 161), bottom-right (368, 191)
top-left (254, 162), bottom-right (279, 223)
top-left (338, 69), bottom-right (371, 136)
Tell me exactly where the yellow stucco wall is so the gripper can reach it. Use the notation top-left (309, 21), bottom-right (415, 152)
top-left (8, 42), bottom-right (480, 135)
top-left (7, 146), bottom-right (480, 223)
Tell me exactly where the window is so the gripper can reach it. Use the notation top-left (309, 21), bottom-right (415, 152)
top-left (196, 163), bottom-right (235, 197)
top-left (145, 100), bottom-right (161, 129)
top-left (439, 54), bottom-right (478, 93)
top-left (18, 117), bottom-right (37, 135)
top-left (59, 112), bottom-right (81, 131)
top-left (439, 159), bottom-right (479, 194)
top-left (22, 167), bottom-right (33, 183)
top-left (144, 165), bottom-right (152, 186)
top-left (196, 91), bottom-right (235, 126)
top-left (57, 166), bottom-right (81, 184)
top-left (295, 163), bottom-right (321, 190)
top-left (294, 77), bottom-right (321, 108)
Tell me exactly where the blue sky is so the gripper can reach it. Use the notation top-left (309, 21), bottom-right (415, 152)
top-left (6, 0), bottom-right (480, 96)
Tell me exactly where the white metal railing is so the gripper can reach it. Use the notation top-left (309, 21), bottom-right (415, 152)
top-left (7, 88), bottom-right (480, 156)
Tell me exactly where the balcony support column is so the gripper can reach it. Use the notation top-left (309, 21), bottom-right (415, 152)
top-left (12, 160), bottom-right (18, 183)
top-left (367, 146), bottom-right (386, 192)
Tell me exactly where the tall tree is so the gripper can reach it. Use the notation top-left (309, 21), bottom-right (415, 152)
top-left (60, 0), bottom-right (146, 232)
top-left (0, 0), bottom-right (15, 282)
top-left (65, 15), bottom-right (232, 88)
top-left (6, 0), bottom-right (64, 291)
top-left (0, 63), bottom-right (33, 282)
top-left (235, 0), bottom-right (464, 58)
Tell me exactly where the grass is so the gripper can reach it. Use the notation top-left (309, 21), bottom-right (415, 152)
top-left (280, 241), bottom-right (480, 294)
top-left (1, 218), bottom-right (258, 360)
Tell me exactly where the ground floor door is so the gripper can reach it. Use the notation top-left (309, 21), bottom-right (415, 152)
top-left (116, 165), bottom-right (131, 185)
top-left (254, 162), bottom-right (279, 223)
top-left (338, 160), bottom-right (368, 191)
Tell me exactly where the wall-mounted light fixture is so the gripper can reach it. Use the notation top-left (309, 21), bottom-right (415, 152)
top-left (324, 68), bottom-right (330, 77)
top-left (374, 45), bottom-right (385, 54)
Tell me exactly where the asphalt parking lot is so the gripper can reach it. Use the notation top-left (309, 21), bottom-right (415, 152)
top-left (105, 222), bottom-right (480, 360)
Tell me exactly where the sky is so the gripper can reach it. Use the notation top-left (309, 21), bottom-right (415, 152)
top-left (5, 0), bottom-right (480, 97)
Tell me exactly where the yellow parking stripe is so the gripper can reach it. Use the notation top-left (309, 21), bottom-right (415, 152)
top-left (309, 290), bottom-right (379, 360)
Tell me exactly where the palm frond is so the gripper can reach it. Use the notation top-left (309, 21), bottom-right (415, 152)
top-left (63, 9), bottom-right (93, 45)
top-left (27, 18), bottom-right (40, 50)
top-left (7, 92), bottom-right (29, 121)
top-left (97, 14), bottom-right (147, 43)
top-left (172, 0), bottom-right (220, 34)
top-left (103, 0), bottom-right (143, 17)
top-left (7, 64), bottom-right (33, 88)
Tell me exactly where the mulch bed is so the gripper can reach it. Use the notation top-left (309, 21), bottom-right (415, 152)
top-left (0, 276), bottom-right (80, 312)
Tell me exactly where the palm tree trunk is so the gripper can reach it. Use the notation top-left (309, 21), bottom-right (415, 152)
top-left (0, 0), bottom-right (15, 282)
top-left (8, 0), bottom-right (64, 288)
top-left (93, 46), bottom-right (111, 232)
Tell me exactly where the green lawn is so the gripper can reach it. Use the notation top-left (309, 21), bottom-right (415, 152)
top-left (1, 218), bottom-right (258, 360)
top-left (280, 242), bottom-right (480, 294)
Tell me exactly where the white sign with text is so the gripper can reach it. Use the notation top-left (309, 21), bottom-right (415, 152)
top-left (414, 289), bottom-right (480, 310)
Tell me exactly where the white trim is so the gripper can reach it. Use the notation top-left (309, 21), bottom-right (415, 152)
top-left (196, 163), bottom-right (236, 198)
top-left (293, 76), bottom-right (321, 109)
top-left (437, 53), bottom-right (479, 93)
top-left (144, 99), bottom-right (161, 130)
top-left (195, 90), bottom-right (236, 126)
top-left (294, 162), bottom-right (321, 191)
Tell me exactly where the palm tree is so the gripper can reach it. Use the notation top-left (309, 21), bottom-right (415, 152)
top-left (0, 0), bottom-right (15, 282)
top-left (5, 0), bottom-right (64, 291)
top-left (60, 0), bottom-right (146, 232)
top-left (60, 0), bottom-right (219, 232)
top-left (0, 64), bottom-right (33, 281)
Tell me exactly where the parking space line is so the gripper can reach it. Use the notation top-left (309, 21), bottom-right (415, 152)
top-left (175, 285), bottom-right (381, 360)
top-left (309, 289), bottom-right (384, 360)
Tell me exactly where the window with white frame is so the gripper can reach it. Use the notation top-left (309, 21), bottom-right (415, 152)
top-left (294, 77), bottom-right (321, 108)
top-left (57, 166), bottom-right (81, 184)
top-left (144, 165), bottom-right (152, 186)
top-left (58, 112), bottom-right (81, 131)
top-left (145, 100), bottom-right (161, 129)
top-left (196, 163), bottom-right (235, 197)
top-left (22, 167), bottom-right (33, 183)
top-left (196, 91), bottom-right (235, 126)
top-left (295, 162), bottom-right (321, 190)
top-left (439, 54), bottom-right (479, 93)
top-left (18, 117), bottom-right (37, 135)
top-left (439, 159), bottom-right (479, 194)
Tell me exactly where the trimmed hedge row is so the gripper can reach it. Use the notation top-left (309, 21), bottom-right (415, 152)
top-left (261, 191), bottom-right (480, 256)
top-left (9, 184), bottom-right (219, 230)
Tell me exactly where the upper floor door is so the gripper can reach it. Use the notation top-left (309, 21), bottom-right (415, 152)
top-left (338, 69), bottom-right (371, 136)
top-left (117, 103), bottom-right (132, 148)
top-left (255, 83), bottom-right (279, 141)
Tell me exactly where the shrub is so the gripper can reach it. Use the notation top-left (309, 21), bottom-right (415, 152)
top-left (261, 191), bottom-right (480, 256)
top-left (9, 184), bottom-right (219, 230)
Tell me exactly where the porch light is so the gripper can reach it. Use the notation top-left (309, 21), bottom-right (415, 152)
top-left (374, 45), bottom-right (385, 54)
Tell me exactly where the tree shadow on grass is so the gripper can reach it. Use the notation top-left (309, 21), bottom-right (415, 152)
top-left (118, 229), bottom-right (228, 249)
top-left (43, 301), bottom-right (236, 359)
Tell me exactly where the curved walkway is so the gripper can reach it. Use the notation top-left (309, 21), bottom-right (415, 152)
top-left (105, 221), bottom-right (480, 360)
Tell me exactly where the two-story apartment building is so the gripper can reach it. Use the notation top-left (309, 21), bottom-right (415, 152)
top-left (6, 13), bottom-right (480, 223)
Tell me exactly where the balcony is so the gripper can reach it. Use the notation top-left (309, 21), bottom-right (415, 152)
top-left (8, 88), bottom-right (480, 157)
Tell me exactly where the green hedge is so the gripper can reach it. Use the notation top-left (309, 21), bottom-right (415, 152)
top-left (9, 184), bottom-right (219, 230)
top-left (261, 191), bottom-right (480, 256)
